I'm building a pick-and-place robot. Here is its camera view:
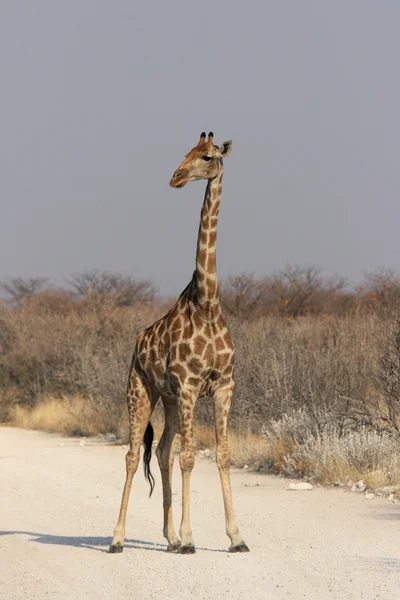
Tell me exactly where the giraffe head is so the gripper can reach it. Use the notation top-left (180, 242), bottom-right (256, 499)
top-left (170, 132), bottom-right (232, 188)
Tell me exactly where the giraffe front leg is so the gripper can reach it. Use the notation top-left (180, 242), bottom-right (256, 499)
top-left (109, 371), bottom-right (155, 554)
top-left (177, 390), bottom-right (197, 554)
top-left (213, 387), bottom-right (249, 553)
top-left (155, 399), bottom-right (181, 552)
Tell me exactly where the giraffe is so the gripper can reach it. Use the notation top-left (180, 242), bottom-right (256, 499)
top-left (109, 132), bottom-right (249, 555)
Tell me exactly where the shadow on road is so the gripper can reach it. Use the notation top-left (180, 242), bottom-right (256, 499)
top-left (358, 557), bottom-right (400, 572)
top-left (372, 506), bottom-right (400, 521)
top-left (0, 531), bottom-right (226, 554)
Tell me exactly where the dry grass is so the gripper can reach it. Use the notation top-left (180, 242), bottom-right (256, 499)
top-left (8, 394), bottom-right (266, 468)
top-left (193, 424), bottom-right (267, 467)
top-left (9, 395), bottom-right (127, 438)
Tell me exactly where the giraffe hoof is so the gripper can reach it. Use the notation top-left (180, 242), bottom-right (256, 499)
top-left (109, 543), bottom-right (124, 553)
top-left (229, 542), bottom-right (250, 553)
top-left (177, 544), bottom-right (196, 554)
top-left (167, 541), bottom-right (182, 553)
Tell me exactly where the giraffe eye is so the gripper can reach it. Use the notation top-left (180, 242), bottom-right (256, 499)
top-left (202, 156), bottom-right (212, 162)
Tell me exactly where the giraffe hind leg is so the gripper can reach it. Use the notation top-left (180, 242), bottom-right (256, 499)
top-left (155, 398), bottom-right (181, 552)
top-left (109, 371), bottom-right (157, 554)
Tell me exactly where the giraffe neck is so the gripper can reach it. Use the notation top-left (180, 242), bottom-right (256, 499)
top-left (195, 169), bottom-right (223, 315)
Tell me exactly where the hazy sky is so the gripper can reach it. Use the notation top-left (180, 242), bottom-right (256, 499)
top-left (1, 1), bottom-right (400, 295)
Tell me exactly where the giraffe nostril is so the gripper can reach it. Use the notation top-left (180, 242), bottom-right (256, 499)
top-left (175, 170), bottom-right (183, 179)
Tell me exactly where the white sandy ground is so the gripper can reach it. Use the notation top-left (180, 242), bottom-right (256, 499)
top-left (0, 427), bottom-right (399, 600)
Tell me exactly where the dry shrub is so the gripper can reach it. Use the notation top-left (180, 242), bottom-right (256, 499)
top-left (0, 294), bottom-right (166, 421)
top-left (2, 269), bottom-right (400, 486)
top-left (363, 268), bottom-right (400, 316)
top-left (374, 317), bottom-right (400, 433)
top-left (228, 314), bottom-right (375, 433)
top-left (221, 266), bottom-right (348, 319)
top-left (221, 266), bottom-right (400, 319)
top-left (0, 287), bottom-right (396, 436)
top-left (263, 414), bottom-right (400, 486)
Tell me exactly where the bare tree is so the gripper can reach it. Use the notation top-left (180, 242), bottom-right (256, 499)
top-left (221, 266), bottom-right (348, 319)
top-left (68, 270), bottom-right (156, 307)
top-left (220, 273), bottom-right (268, 318)
top-left (265, 265), bottom-right (347, 317)
top-left (266, 265), bottom-right (323, 317)
top-left (0, 277), bottom-right (49, 303)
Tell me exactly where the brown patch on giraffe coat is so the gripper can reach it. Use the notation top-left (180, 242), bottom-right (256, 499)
top-left (188, 357), bottom-right (202, 374)
top-left (206, 277), bottom-right (217, 297)
top-left (170, 315), bottom-right (182, 332)
top-left (179, 343), bottom-right (191, 362)
top-left (197, 269), bottom-right (206, 283)
top-left (202, 213), bottom-right (210, 227)
top-left (208, 230), bottom-right (217, 246)
top-left (217, 352), bottom-right (231, 369)
top-left (203, 343), bottom-right (215, 364)
top-left (222, 364), bottom-right (234, 377)
top-left (211, 201), bottom-right (221, 217)
top-left (223, 331), bottom-right (234, 350)
top-left (197, 248), bottom-right (207, 270)
top-left (170, 344), bottom-right (178, 361)
top-left (183, 322), bottom-right (193, 339)
top-left (197, 282), bottom-right (206, 298)
top-left (200, 231), bottom-right (208, 245)
top-left (215, 336), bottom-right (225, 352)
top-left (193, 335), bottom-right (207, 355)
top-left (206, 258), bottom-right (216, 274)
top-left (187, 376), bottom-right (202, 387)
top-left (171, 328), bottom-right (181, 344)
top-left (171, 363), bottom-right (186, 382)
top-left (203, 323), bottom-right (213, 338)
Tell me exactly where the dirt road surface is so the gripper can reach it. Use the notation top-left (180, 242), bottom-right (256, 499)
top-left (0, 427), bottom-right (399, 600)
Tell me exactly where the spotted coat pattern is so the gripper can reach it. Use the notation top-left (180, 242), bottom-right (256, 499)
top-left (109, 133), bottom-right (248, 555)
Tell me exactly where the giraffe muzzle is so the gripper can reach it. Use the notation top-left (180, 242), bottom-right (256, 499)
top-left (170, 170), bottom-right (187, 188)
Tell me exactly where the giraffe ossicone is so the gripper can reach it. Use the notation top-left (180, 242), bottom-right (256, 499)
top-left (109, 132), bottom-right (249, 555)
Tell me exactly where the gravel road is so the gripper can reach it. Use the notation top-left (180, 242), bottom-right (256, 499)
top-left (0, 427), bottom-right (399, 599)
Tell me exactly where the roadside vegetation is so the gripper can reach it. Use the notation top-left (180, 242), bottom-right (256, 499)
top-left (1, 266), bottom-right (400, 488)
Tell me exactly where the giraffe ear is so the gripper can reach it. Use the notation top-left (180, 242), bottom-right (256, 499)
top-left (220, 140), bottom-right (232, 158)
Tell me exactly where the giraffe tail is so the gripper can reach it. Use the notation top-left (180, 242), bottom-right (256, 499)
top-left (143, 422), bottom-right (155, 497)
